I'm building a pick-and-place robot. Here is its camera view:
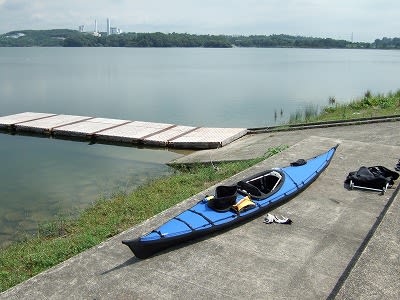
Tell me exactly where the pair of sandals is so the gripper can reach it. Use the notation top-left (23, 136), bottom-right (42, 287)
top-left (263, 213), bottom-right (292, 224)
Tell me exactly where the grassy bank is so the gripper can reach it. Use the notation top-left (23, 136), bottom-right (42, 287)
top-left (0, 146), bottom-right (286, 292)
top-left (288, 90), bottom-right (400, 123)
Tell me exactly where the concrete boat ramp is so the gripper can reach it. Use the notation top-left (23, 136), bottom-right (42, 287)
top-left (0, 112), bottom-right (247, 149)
top-left (1, 125), bottom-right (400, 299)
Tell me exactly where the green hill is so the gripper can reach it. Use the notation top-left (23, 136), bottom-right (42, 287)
top-left (0, 29), bottom-right (81, 47)
top-left (0, 29), bottom-right (398, 49)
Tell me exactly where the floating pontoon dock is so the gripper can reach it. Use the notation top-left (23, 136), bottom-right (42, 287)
top-left (0, 112), bottom-right (247, 149)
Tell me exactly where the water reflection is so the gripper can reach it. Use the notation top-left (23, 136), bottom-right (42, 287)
top-left (0, 133), bottom-right (182, 247)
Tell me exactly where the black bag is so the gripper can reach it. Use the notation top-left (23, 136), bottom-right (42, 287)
top-left (345, 166), bottom-right (399, 189)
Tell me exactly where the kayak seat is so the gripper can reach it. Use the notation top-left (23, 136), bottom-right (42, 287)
top-left (207, 185), bottom-right (238, 212)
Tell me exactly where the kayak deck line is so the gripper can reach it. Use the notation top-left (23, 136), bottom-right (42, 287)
top-left (0, 112), bottom-right (247, 149)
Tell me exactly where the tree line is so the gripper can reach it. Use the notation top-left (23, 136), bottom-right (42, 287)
top-left (373, 37), bottom-right (400, 49)
top-left (63, 32), bottom-right (232, 48)
top-left (1, 29), bottom-right (399, 49)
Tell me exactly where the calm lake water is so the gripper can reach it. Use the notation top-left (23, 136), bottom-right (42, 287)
top-left (1, 47), bottom-right (399, 247)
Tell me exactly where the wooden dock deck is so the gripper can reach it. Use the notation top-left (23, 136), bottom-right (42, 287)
top-left (0, 112), bottom-right (247, 149)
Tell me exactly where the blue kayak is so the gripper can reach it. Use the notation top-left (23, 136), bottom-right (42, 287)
top-left (122, 145), bottom-right (338, 258)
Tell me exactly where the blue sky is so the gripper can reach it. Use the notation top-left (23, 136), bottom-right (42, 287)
top-left (0, 0), bottom-right (399, 42)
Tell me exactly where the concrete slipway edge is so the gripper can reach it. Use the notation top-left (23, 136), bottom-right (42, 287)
top-left (1, 134), bottom-right (399, 299)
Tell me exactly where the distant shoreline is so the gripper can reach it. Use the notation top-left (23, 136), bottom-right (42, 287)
top-left (1, 29), bottom-right (399, 49)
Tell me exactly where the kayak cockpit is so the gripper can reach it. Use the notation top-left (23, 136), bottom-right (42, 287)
top-left (237, 170), bottom-right (284, 199)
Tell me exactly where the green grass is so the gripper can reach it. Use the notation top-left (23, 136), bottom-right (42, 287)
top-left (0, 146), bottom-right (287, 292)
top-left (289, 104), bottom-right (319, 123)
top-left (288, 90), bottom-right (400, 124)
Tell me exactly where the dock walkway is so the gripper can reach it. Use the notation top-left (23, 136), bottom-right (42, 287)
top-left (0, 112), bottom-right (247, 149)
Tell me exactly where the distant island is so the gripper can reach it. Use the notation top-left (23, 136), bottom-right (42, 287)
top-left (0, 29), bottom-right (399, 49)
